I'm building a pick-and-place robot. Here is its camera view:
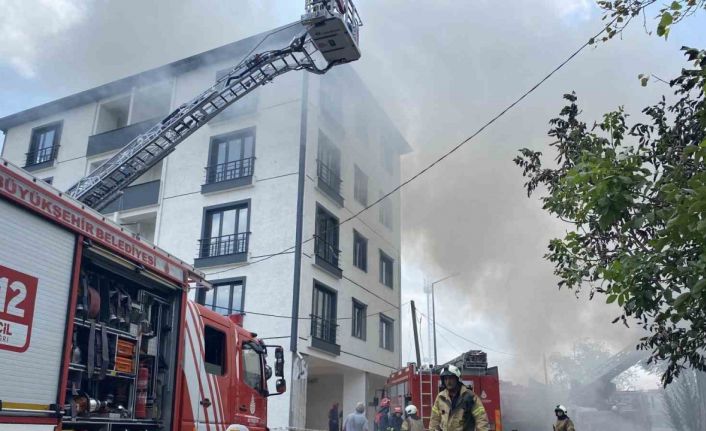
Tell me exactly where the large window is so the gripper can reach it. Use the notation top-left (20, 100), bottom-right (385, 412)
top-left (379, 192), bottom-right (393, 230)
top-left (26, 122), bottom-right (61, 167)
top-left (315, 205), bottom-right (340, 273)
top-left (242, 342), bottom-right (264, 391)
top-left (352, 299), bottom-right (367, 340)
top-left (311, 283), bottom-right (338, 344)
top-left (199, 202), bottom-right (250, 258)
top-left (206, 129), bottom-right (255, 185)
top-left (317, 132), bottom-right (342, 199)
top-left (204, 326), bottom-right (226, 375)
top-left (199, 278), bottom-right (245, 315)
top-left (354, 165), bottom-right (368, 205)
top-left (379, 314), bottom-right (394, 351)
top-left (353, 230), bottom-right (367, 272)
top-left (379, 251), bottom-right (394, 288)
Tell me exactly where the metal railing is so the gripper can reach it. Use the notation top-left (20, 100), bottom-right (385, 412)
top-left (310, 314), bottom-right (338, 344)
top-left (198, 232), bottom-right (250, 258)
top-left (303, 0), bottom-right (363, 43)
top-left (25, 145), bottom-right (59, 167)
top-left (314, 234), bottom-right (340, 268)
top-left (316, 159), bottom-right (342, 194)
top-left (205, 157), bottom-right (255, 184)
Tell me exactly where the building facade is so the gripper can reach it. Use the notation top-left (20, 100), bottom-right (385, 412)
top-left (0, 25), bottom-right (409, 429)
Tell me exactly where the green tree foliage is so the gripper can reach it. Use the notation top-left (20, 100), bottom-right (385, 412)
top-left (514, 48), bottom-right (706, 386)
top-left (597, 1), bottom-right (705, 41)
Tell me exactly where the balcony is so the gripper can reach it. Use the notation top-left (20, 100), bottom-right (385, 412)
top-left (101, 180), bottom-right (161, 214)
top-left (201, 157), bottom-right (255, 194)
top-left (310, 315), bottom-right (340, 355)
top-left (25, 145), bottom-right (59, 172)
top-left (86, 118), bottom-right (159, 157)
top-left (316, 160), bottom-right (343, 206)
top-left (194, 232), bottom-right (250, 268)
top-left (314, 234), bottom-right (342, 278)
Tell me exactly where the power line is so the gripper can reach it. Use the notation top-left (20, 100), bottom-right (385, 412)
top-left (419, 311), bottom-right (515, 356)
top-left (204, 13), bottom-right (623, 278)
top-left (211, 301), bottom-right (407, 322)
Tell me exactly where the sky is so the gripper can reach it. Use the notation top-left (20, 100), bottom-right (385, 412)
top-left (1, 0), bottom-right (705, 386)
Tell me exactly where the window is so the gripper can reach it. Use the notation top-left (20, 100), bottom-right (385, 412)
top-left (379, 251), bottom-right (394, 288)
top-left (317, 132), bottom-right (342, 200)
top-left (352, 299), bottom-right (367, 340)
top-left (311, 282), bottom-right (338, 344)
top-left (27, 123), bottom-right (61, 167)
top-left (379, 314), bottom-right (394, 351)
top-left (204, 326), bottom-right (226, 375)
top-left (378, 192), bottom-right (393, 230)
top-left (353, 230), bottom-right (367, 271)
top-left (354, 165), bottom-right (368, 205)
top-left (199, 278), bottom-right (245, 315)
top-left (206, 129), bottom-right (255, 184)
top-left (131, 81), bottom-right (172, 124)
top-left (381, 142), bottom-right (394, 174)
top-left (199, 203), bottom-right (250, 258)
top-left (242, 342), bottom-right (264, 391)
top-left (213, 69), bottom-right (259, 120)
top-left (315, 205), bottom-right (340, 274)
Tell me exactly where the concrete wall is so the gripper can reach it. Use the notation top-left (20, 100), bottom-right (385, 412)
top-left (306, 374), bottom-right (344, 431)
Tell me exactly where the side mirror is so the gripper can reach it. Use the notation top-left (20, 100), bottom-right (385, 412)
top-left (265, 365), bottom-right (273, 380)
top-left (275, 346), bottom-right (285, 377)
top-left (276, 378), bottom-right (286, 394)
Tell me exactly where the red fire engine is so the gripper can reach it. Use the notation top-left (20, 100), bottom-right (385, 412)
top-left (383, 350), bottom-right (503, 431)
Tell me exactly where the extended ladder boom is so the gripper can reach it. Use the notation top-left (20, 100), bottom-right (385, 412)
top-left (67, 0), bottom-right (362, 210)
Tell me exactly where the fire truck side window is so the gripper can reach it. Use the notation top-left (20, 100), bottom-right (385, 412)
top-left (242, 343), bottom-right (264, 391)
top-left (204, 326), bottom-right (226, 375)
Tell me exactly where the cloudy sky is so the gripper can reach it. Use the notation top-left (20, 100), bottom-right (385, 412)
top-left (1, 0), bottom-right (705, 384)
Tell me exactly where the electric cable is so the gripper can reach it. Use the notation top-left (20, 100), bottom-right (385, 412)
top-left (419, 310), bottom-right (515, 356)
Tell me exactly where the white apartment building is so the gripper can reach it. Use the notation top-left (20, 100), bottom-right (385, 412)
top-left (0, 25), bottom-right (410, 429)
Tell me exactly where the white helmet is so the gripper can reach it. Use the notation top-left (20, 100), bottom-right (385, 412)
top-left (405, 405), bottom-right (417, 416)
top-left (555, 405), bottom-right (568, 415)
top-left (440, 364), bottom-right (462, 379)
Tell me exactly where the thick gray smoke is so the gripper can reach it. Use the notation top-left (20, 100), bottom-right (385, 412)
top-left (2, 0), bottom-right (706, 388)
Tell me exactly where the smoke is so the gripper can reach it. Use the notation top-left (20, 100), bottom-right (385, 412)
top-left (1, 0), bottom-right (706, 388)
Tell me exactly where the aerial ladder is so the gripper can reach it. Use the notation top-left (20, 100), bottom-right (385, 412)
top-left (67, 0), bottom-right (362, 210)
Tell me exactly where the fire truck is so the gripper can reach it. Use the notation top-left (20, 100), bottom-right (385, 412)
top-left (383, 351), bottom-right (503, 431)
top-left (0, 1), bottom-right (362, 430)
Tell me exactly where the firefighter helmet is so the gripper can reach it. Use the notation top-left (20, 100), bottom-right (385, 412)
top-left (380, 398), bottom-right (390, 408)
top-left (440, 364), bottom-right (462, 379)
top-left (405, 405), bottom-right (417, 416)
top-left (555, 405), bottom-right (568, 415)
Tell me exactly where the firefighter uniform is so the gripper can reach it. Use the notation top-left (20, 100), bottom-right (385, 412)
top-left (401, 417), bottom-right (425, 431)
top-left (553, 417), bottom-right (576, 431)
top-left (429, 385), bottom-right (489, 431)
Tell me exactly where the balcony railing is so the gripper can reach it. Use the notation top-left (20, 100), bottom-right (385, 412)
top-left (310, 315), bottom-right (338, 344)
top-left (316, 160), bottom-right (342, 194)
top-left (25, 145), bottom-right (59, 167)
top-left (205, 157), bottom-right (255, 184)
top-left (198, 232), bottom-right (250, 258)
top-left (314, 234), bottom-right (340, 268)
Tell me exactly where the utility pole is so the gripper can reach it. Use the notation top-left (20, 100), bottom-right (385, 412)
top-left (411, 301), bottom-right (421, 367)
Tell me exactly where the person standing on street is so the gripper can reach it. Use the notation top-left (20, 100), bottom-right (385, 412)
top-left (553, 405), bottom-right (576, 431)
top-left (389, 406), bottom-right (404, 431)
top-left (330, 403), bottom-right (341, 431)
top-left (429, 365), bottom-right (489, 431)
top-left (401, 405), bottom-right (425, 431)
top-left (344, 402), bottom-right (370, 431)
top-left (375, 398), bottom-right (391, 431)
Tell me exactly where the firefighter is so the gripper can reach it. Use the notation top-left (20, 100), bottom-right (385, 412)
top-left (401, 405), bottom-right (425, 431)
top-left (553, 405), bottom-right (575, 431)
top-left (429, 365), bottom-right (489, 431)
top-left (375, 398), bottom-right (392, 431)
top-left (389, 406), bottom-right (404, 431)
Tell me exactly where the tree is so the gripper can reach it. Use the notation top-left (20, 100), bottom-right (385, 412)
top-left (514, 48), bottom-right (706, 385)
top-left (597, 1), bottom-right (705, 41)
top-left (663, 370), bottom-right (706, 431)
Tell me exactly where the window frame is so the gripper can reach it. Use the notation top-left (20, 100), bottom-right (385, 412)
top-left (353, 165), bottom-right (368, 206)
top-left (351, 298), bottom-right (367, 340)
top-left (316, 131), bottom-right (343, 206)
top-left (379, 250), bottom-right (394, 289)
top-left (26, 121), bottom-right (62, 169)
top-left (353, 230), bottom-right (368, 272)
top-left (195, 200), bottom-right (251, 268)
top-left (204, 127), bottom-right (256, 187)
top-left (310, 281), bottom-right (339, 354)
top-left (379, 313), bottom-right (394, 351)
top-left (204, 325), bottom-right (227, 375)
top-left (378, 192), bottom-right (393, 230)
top-left (314, 203), bottom-right (342, 278)
top-left (197, 277), bottom-right (246, 316)
top-left (241, 341), bottom-right (265, 392)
